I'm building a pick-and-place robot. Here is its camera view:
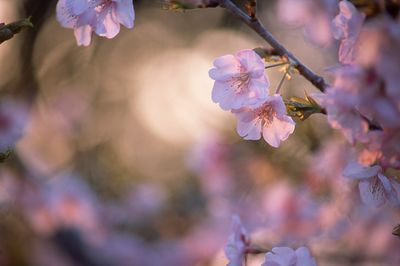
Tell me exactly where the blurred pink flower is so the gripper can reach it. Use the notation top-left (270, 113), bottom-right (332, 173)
top-left (262, 246), bottom-right (317, 266)
top-left (56, 0), bottom-right (135, 46)
top-left (209, 49), bottom-right (269, 110)
top-left (277, 0), bottom-right (338, 46)
top-left (343, 162), bottom-right (400, 207)
top-left (357, 19), bottom-right (400, 104)
top-left (321, 66), bottom-right (369, 143)
top-left (0, 99), bottom-right (28, 151)
top-left (224, 215), bottom-right (250, 266)
top-left (25, 175), bottom-right (102, 239)
top-left (332, 0), bottom-right (365, 64)
top-left (233, 95), bottom-right (295, 148)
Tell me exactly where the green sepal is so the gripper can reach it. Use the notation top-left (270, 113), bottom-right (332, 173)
top-left (0, 17), bottom-right (33, 44)
top-left (285, 93), bottom-right (324, 121)
top-left (0, 148), bottom-right (13, 163)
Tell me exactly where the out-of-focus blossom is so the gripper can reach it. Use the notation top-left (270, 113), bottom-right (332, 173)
top-left (56, 0), bottom-right (135, 46)
top-left (188, 135), bottom-right (233, 196)
top-left (332, 0), bottom-right (365, 64)
top-left (277, 0), bottom-right (338, 46)
top-left (262, 246), bottom-right (317, 266)
top-left (0, 99), bottom-right (28, 151)
top-left (357, 19), bottom-right (400, 104)
top-left (260, 182), bottom-right (323, 240)
top-left (343, 162), bottom-right (400, 207)
top-left (320, 66), bottom-right (369, 143)
top-left (233, 95), bottom-right (295, 148)
top-left (0, 169), bottom-right (19, 204)
top-left (24, 175), bottom-right (102, 239)
top-left (225, 215), bottom-right (250, 266)
top-left (209, 49), bottom-right (269, 110)
top-left (377, 130), bottom-right (400, 169)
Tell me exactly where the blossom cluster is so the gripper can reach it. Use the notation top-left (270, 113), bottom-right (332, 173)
top-left (209, 49), bottom-right (295, 148)
top-left (277, 0), bottom-right (400, 208)
top-left (324, 0), bottom-right (400, 207)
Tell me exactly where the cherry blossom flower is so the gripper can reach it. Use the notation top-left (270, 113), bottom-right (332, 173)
top-left (209, 49), bottom-right (269, 110)
top-left (343, 162), bottom-right (400, 207)
top-left (232, 95), bottom-right (295, 148)
top-left (224, 215), bottom-right (250, 266)
top-left (262, 246), bottom-right (317, 266)
top-left (332, 0), bottom-right (365, 64)
top-left (56, 0), bottom-right (135, 46)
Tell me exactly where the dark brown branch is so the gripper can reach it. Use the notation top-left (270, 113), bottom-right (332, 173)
top-left (219, 0), bottom-right (328, 92)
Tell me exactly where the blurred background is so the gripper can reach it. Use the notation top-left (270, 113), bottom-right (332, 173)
top-left (0, 0), bottom-right (399, 265)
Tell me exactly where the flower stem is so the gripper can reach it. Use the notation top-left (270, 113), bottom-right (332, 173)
top-left (265, 62), bottom-right (288, 69)
top-left (275, 72), bottom-right (287, 94)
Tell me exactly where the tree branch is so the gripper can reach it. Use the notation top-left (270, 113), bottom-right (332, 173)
top-left (219, 0), bottom-right (328, 92)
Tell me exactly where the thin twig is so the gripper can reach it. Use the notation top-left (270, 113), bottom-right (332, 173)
top-left (275, 72), bottom-right (287, 94)
top-left (219, 0), bottom-right (328, 92)
top-left (265, 62), bottom-right (288, 69)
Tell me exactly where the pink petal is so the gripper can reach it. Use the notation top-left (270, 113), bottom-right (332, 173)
top-left (115, 0), bottom-right (135, 28)
top-left (236, 49), bottom-right (265, 78)
top-left (237, 119), bottom-right (262, 140)
top-left (263, 247), bottom-right (297, 266)
top-left (56, 0), bottom-right (78, 28)
top-left (248, 77), bottom-right (269, 100)
top-left (76, 8), bottom-right (97, 27)
top-left (262, 116), bottom-right (295, 148)
top-left (377, 174), bottom-right (400, 206)
top-left (233, 108), bottom-right (257, 123)
top-left (209, 55), bottom-right (240, 81)
top-left (211, 81), bottom-right (229, 105)
top-left (270, 95), bottom-right (287, 115)
top-left (74, 25), bottom-right (92, 46)
top-left (342, 162), bottom-right (381, 180)
top-left (338, 38), bottom-right (357, 64)
top-left (70, 0), bottom-right (89, 15)
top-left (219, 89), bottom-right (238, 111)
top-left (97, 8), bottom-right (121, 39)
top-left (295, 247), bottom-right (317, 266)
top-left (358, 179), bottom-right (386, 207)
